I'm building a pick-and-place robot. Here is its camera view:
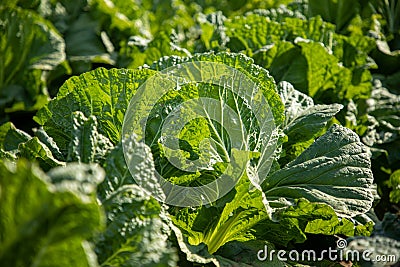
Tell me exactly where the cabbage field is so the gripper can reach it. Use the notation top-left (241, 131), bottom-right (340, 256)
top-left (0, 0), bottom-right (399, 266)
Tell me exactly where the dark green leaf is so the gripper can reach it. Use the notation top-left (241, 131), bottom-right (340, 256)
top-left (0, 6), bottom-right (65, 113)
top-left (263, 124), bottom-right (375, 217)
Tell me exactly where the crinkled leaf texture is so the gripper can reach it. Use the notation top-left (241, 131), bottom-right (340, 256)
top-left (364, 80), bottom-right (400, 146)
top-left (95, 185), bottom-right (177, 267)
top-left (97, 140), bottom-right (134, 201)
top-left (0, 114), bottom-right (112, 171)
top-left (263, 124), bottom-right (375, 218)
top-left (34, 67), bottom-right (155, 151)
top-left (0, 160), bottom-right (104, 267)
top-left (95, 134), bottom-right (177, 267)
top-left (67, 111), bottom-right (114, 164)
top-left (346, 79), bottom-right (400, 166)
top-left (218, 11), bottom-right (374, 103)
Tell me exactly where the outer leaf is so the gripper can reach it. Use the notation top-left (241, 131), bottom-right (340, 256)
top-left (97, 141), bottom-right (134, 202)
top-left (95, 185), bottom-right (177, 267)
top-left (65, 13), bottom-right (116, 68)
top-left (96, 135), bottom-right (175, 266)
top-left (98, 134), bottom-right (164, 202)
top-left (47, 162), bottom-right (106, 203)
top-left (0, 122), bottom-right (64, 170)
top-left (18, 137), bottom-right (65, 171)
top-left (0, 6), bottom-right (65, 113)
top-left (0, 160), bottom-right (104, 267)
top-left (33, 127), bottom-right (64, 160)
top-left (34, 67), bottom-right (155, 151)
top-left (277, 81), bottom-right (343, 163)
top-left (262, 124), bottom-right (374, 217)
top-left (0, 122), bottom-right (31, 153)
top-left (278, 81), bottom-right (343, 142)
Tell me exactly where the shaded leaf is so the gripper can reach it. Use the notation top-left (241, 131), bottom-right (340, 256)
top-left (0, 160), bottom-right (104, 267)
